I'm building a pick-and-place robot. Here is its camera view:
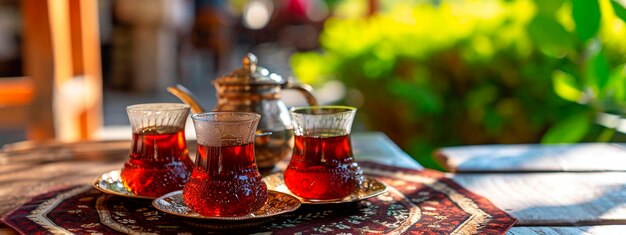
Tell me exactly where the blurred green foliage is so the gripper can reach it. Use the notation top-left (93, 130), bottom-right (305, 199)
top-left (291, 0), bottom-right (626, 169)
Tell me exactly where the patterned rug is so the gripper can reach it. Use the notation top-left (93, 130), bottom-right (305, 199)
top-left (2, 162), bottom-right (517, 234)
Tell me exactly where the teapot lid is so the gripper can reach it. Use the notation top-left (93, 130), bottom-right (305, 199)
top-left (215, 53), bottom-right (287, 86)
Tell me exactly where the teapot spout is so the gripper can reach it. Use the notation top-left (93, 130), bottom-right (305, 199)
top-left (167, 84), bottom-right (206, 114)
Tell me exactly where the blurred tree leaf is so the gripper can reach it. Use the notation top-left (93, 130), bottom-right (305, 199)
top-left (528, 14), bottom-right (574, 55)
top-left (292, 0), bottom-right (626, 168)
top-left (611, 0), bottom-right (626, 23)
top-left (586, 50), bottom-right (611, 96)
top-left (609, 64), bottom-right (626, 101)
top-left (388, 79), bottom-right (442, 114)
top-left (552, 70), bottom-right (582, 102)
top-left (572, 0), bottom-right (601, 42)
top-left (290, 52), bottom-right (333, 87)
top-left (533, 0), bottom-right (565, 14)
top-left (541, 112), bottom-right (590, 143)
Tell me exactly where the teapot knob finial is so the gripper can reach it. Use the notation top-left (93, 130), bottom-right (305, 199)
top-left (243, 53), bottom-right (258, 73)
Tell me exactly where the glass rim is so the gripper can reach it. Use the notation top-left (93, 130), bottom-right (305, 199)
top-left (290, 105), bottom-right (357, 115)
top-left (126, 103), bottom-right (190, 112)
top-left (191, 111), bottom-right (261, 122)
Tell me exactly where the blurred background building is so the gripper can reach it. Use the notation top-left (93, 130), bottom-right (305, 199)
top-left (1, 0), bottom-right (626, 169)
top-left (0, 0), bottom-right (334, 142)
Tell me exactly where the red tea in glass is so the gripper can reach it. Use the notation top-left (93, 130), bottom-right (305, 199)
top-left (121, 103), bottom-right (193, 198)
top-left (121, 128), bottom-right (193, 197)
top-left (183, 112), bottom-right (268, 217)
top-left (284, 134), bottom-right (359, 199)
top-left (183, 142), bottom-right (267, 216)
top-left (284, 106), bottom-right (362, 200)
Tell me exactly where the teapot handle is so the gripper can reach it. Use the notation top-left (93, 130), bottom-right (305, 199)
top-left (166, 84), bottom-right (206, 114)
top-left (285, 79), bottom-right (318, 106)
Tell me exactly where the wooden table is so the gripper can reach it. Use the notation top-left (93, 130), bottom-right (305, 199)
top-left (2, 133), bottom-right (626, 234)
top-left (437, 143), bottom-right (626, 234)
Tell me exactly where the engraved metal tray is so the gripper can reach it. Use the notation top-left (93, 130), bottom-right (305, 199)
top-left (92, 170), bottom-right (155, 199)
top-left (152, 190), bottom-right (301, 220)
top-left (263, 173), bottom-right (387, 204)
top-left (152, 190), bottom-right (301, 229)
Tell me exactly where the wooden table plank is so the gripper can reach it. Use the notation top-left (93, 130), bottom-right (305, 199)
top-left (0, 160), bottom-right (122, 216)
top-left (436, 143), bottom-right (626, 172)
top-left (0, 227), bottom-right (16, 235)
top-left (450, 172), bottom-right (626, 226)
top-left (508, 225), bottom-right (626, 235)
top-left (352, 132), bottom-right (423, 169)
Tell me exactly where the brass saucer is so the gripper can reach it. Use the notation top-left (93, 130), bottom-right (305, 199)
top-left (263, 173), bottom-right (387, 204)
top-left (92, 170), bottom-right (155, 200)
top-left (152, 190), bottom-right (301, 229)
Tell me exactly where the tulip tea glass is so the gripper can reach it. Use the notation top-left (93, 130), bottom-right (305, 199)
top-left (183, 112), bottom-right (268, 217)
top-left (284, 106), bottom-right (363, 200)
top-left (121, 103), bottom-right (194, 198)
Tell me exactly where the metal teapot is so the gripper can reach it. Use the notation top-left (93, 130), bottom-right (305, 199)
top-left (168, 53), bottom-right (317, 169)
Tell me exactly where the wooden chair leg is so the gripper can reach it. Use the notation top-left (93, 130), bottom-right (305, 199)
top-left (21, 0), bottom-right (102, 141)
